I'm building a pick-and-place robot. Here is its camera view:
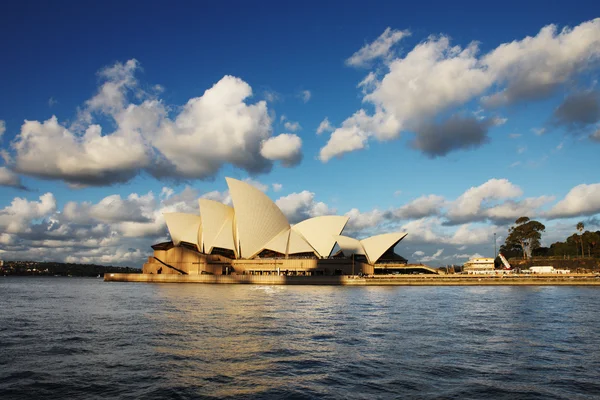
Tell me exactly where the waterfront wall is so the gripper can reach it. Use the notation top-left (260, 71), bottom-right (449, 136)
top-left (105, 273), bottom-right (600, 286)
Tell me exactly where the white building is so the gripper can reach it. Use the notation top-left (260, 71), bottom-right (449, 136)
top-left (529, 266), bottom-right (570, 274)
top-left (463, 257), bottom-right (495, 274)
top-left (161, 177), bottom-right (408, 263)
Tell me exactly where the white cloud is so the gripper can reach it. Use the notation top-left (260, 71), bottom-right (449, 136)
top-left (321, 19), bottom-right (600, 160)
top-left (283, 120), bottom-right (302, 132)
top-left (160, 187), bottom-right (174, 199)
top-left (532, 127), bottom-right (546, 136)
top-left (0, 120), bottom-right (5, 139)
top-left (412, 250), bottom-right (425, 257)
top-left (419, 248), bottom-right (444, 263)
top-left (260, 133), bottom-right (303, 167)
top-left (485, 196), bottom-right (554, 222)
top-left (272, 183), bottom-right (283, 192)
top-left (316, 117), bottom-right (334, 135)
top-left (547, 183), bottom-right (600, 218)
top-left (201, 189), bottom-right (231, 206)
top-left (263, 90), bottom-right (281, 103)
top-left (8, 60), bottom-right (301, 186)
top-left (343, 208), bottom-right (387, 234)
top-left (517, 146), bottom-right (527, 154)
top-left (482, 19), bottom-right (600, 106)
top-left (63, 192), bottom-right (155, 224)
top-left (394, 195), bottom-right (445, 219)
top-left (243, 178), bottom-right (269, 192)
top-left (346, 27), bottom-right (411, 67)
top-left (446, 179), bottom-right (523, 224)
top-left (301, 90), bottom-right (311, 103)
top-left (276, 191), bottom-right (335, 224)
top-left (0, 167), bottom-right (25, 189)
top-left (319, 109), bottom-right (398, 161)
top-left (0, 193), bottom-right (56, 233)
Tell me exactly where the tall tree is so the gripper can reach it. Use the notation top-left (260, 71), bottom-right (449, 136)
top-left (504, 217), bottom-right (546, 260)
top-left (583, 231), bottom-right (599, 258)
top-left (577, 222), bottom-right (585, 257)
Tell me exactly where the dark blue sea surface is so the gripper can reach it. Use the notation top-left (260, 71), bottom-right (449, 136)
top-left (1, 277), bottom-right (600, 399)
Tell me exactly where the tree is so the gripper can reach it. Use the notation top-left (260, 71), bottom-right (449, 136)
top-left (583, 231), bottom-right (600, 258)
top-left (504, 217), bottom-right (546, 260)
top-left (576, 222), bottom-right (585, 257)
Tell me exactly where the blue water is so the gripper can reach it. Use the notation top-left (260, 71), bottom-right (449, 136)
top-left (1, 277), bottom-right (600, 399)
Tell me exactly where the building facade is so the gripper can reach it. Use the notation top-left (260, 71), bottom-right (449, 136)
top-left (143, 177), bottom-right (410, 276)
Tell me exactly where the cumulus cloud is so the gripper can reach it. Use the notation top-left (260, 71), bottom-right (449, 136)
top-left (0, 185), bottom-right (231, 266)
top-left (201, 189), bottom-right (232, 206)
top-left (316, 117), bottom-right (334, 135)
top-left (394, 195), bottom-right (445, 219)
top-left (411, 116), bottom-right (496, 157)
top-left (547, 183), bottom-right (600, 218)
top-left (0, 167), bottom-right (26, 189)
top-left (272, 183), bottom-right (283, 192)
top-left (346, 27), bottom-right (410, 67)
top-left (552, 90), bottom-right (600, 130)
top-left (0, 193), bottom-right (56, 233)
top-left (7, 60), bottom-right (301, 186)
top-left (446, 179), bottom-right (522, 224)
top-left (276, 191), bottom-right (335, 224)
top-left (62, 193), bottom-right (154, 224)
top-left (418, 248), bottom-right (444, 263)
top-left (319, 109), bottom-right (399, 161)
top-left (321, 19), bottom-right (600, 160)
top-left (343, 208), bottom-right (388, 234)
top-left (260, 133), bottom-right (303, 167)
top-left (482, 19), bottom-right (600, 106)
top-left (283, 120), bottom-right (302, 132)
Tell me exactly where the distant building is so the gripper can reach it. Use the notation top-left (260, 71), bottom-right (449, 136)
top-left (529, 266), bottom-right (570, 274)
top-left (0, 260), bottom-right (3, 267)
top-left (463, 257), bottom-right (495, 274)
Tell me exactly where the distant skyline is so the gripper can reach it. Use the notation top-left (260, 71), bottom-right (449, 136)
top-left (1, 1), bottom-right (600, 266)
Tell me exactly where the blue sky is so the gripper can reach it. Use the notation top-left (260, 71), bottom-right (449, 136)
top-left (1, 1), bottom-right (600, 266)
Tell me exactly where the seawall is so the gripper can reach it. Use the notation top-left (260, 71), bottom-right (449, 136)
top-left (105, 273), bottom-right (600, 286)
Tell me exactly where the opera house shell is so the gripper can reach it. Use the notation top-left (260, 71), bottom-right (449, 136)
top-left (143, 178), bottom-right (408, 276)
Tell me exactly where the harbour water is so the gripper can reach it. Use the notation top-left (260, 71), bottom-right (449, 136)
top-left (1, 277), bottom-right (600, 399)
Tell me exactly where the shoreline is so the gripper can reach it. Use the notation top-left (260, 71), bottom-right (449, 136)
top-left (105, 273), bottom-right (600, 286)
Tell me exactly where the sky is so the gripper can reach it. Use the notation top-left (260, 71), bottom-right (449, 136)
top-left (1, 0), bottom-right (600, 267)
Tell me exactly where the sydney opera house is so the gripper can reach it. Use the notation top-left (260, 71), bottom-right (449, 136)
top-left (143, 178), bottom-right (410, 276)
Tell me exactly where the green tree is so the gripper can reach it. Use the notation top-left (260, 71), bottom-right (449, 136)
top-left (503, 217), bottom-right (546, 260)
top-left (583, 231), bottom-right (600, 258)
top-left (576, 222), bottom-right (585, 257)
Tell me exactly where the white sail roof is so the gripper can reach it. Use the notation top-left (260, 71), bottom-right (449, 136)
top-left (287, 229), bottom-right (317, 255)
top-left (163, 213), bottom-right (202, 248)
top-left (262, 229), bottom-right (290, 255)
top-left (334, 235), bottom-right (366, 257)
top-left (226, 177), bottom-right (290, 258)
top-left (292, 215), bottom-right (349, 258)
top-left (198, 199), bottom-right (236, 255)
top-left (361, 232), bottom-right (408, 264)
